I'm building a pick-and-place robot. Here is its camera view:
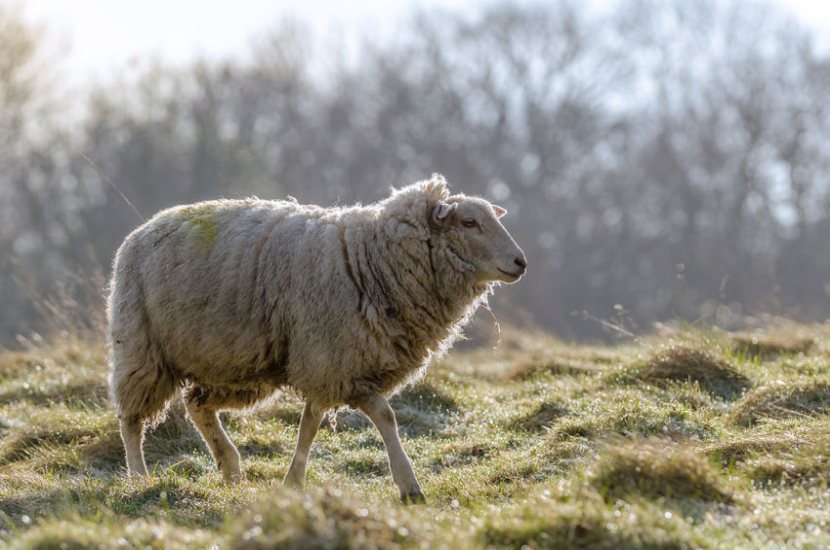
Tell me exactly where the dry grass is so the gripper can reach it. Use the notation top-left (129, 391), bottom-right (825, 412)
top-left (3, 323), bottom-right (830, 547)
top-left (728, 379), bottom-right (830, 425)
top-left (614, 344), bottom-right (751, 400)
top-left (731, 322), bottom-right (818, 358)
top-left (739, 420), bottom-right (830, 486)
top-left (703, 432), bottom-right (804, 466)
top-left (590, 439), bottom-right (737, 504)
top-left (230, 487), bottom-right (428, 549)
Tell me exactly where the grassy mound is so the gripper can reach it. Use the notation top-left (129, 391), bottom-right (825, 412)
top-left (8, 516), bottom-right (216, 550)
top-left (0, 408), bottom-right (116, 467)
top-left (704, 432), bottom-right (803, 466)
top-left (503, 346), bottom-right (620, 380)
top-left (729, 379), bottom-right (830, 425)
top-left (230, 487), bottom-right (422, 549)
top-left (481, 492), bottom-right (702, 550)
top-left (616, 345), bottom-right (751, 399)
top-left (747, 452), bottom-right (830, 486)
top-left (590, 440), bottom-right (736, 504)
top-left (549, 387), bottom-right (717, 444)
top-left (731, 328), bottom-right (816, 359)
top-left (741, 420), bottom-right (830, 486)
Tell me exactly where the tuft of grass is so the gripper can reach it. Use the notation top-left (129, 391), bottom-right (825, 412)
top-left (480, 486), bottom-right (706, 550)
top-left (614, 344), bottom-right (751, 400)
top-left (729, 379), bottom-right (830, 426)
top-left (731, 324), bottom-right (816, 359)
top-left (590, 440), bottom-right (737, 504)
top-left (548, 387), bottom-right (717, 443)
top-left (0, 408), bottom-right (117, 468)
top-left (704, 432), bottom-right (803, 467)
top-left (229, 487), bottom-right (425, 549)
top-left (7, 516), bottom-right (217, 550)
top-left (742, 420), bottom-right (830, 486)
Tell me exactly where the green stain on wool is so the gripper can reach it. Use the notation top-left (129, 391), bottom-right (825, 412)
top-left (180, 205), bottom-right (218, 246)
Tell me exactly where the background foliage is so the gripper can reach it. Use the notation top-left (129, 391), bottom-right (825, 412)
top-left (2, 0), bottom-right (830, 342)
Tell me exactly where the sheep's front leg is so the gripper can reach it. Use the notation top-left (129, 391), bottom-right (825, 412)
top-left (357, 394), bottom-right (425, 504)
top-left (284, 401), bottom-right (324, 489)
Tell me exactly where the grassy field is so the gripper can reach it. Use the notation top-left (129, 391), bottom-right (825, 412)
top-left (2, 322), bottom-right (830, 548)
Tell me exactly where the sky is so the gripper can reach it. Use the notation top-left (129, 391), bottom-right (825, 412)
top-left (19, 0), bottom-right (830, 87)
top-left (20, 0), bottom-right (477, 86)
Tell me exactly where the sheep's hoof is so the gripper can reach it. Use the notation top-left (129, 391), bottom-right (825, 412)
top-left (283, 473), bottom-right (304, 490)
top-left (224, 472), bottom-right (243, 484)
top-left (401, 490), bottom-right (427, 505)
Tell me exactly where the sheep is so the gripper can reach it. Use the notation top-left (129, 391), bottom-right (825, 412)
top-left (107, 174), bottom-right (526, 502)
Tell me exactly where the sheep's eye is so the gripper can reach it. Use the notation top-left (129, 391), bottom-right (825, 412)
top-left (462, 219), bottom-right (478, 228)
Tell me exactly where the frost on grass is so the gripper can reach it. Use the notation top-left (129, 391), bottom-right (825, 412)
top-left (9, 516), bottom-right (217, 550)
top-left (613, 345), bottom-right (751, 400)
top-left (5, 324), bottom-right (830, 548)
top-left (729, 379), bottom-right (830, 426)
top-left (590, 440), bottom-right (736, 504)
top-left (731, 327), bottom-right (816, 359)
top-left (388, 382), bottom-right (459, 437)
top-left (704, 432), bottom-right (804, 467)
top-left (741, 420), bottom-right (830, 486)
top-left (480, 485), bottom-right (705, 550)
top-left (510, 400), bottom-right (569, 432)
top-left (230, 487), bottom-right (424, 550)
top-left (548, 388), bottom-right (716, 443)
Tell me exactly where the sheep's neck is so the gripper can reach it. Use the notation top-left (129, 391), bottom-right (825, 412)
top-left (359, 220), bottom-right (483, 349)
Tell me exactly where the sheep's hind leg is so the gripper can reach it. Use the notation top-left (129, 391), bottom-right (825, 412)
top-left (111, 359), bottom-right (176, 479)
top-left (356, 394), bottom-right (425, 504)
top-left (184, 387), bottom-right (242, 483)
top-left (284, 401), bottom-right (324, 489)
top-left (120, 415), bottom-right (148, 477)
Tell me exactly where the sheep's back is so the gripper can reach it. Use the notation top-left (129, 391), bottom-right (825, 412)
top-left (116, 199), bottom-right (338, 386)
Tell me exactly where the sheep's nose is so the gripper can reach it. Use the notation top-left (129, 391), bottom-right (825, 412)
top-left (515, 257), bottom-right (527, 271)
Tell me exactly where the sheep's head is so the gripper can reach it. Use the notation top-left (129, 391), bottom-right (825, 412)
top-left (431, 191), bottom-right (527, 286)
top-left (383, 174), bottom-right (527, 287)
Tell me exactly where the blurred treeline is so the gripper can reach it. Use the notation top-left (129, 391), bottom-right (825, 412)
top-left (2, 0), bottom-right (829, 343)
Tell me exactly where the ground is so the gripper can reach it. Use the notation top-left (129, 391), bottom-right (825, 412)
top-left (1, 322), bottom-right (830, 548)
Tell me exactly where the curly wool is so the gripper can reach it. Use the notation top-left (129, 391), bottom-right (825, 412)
top-left (108, 176), bottom-right (491, 424)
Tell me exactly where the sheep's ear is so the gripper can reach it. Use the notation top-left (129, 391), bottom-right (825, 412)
top-left (432, 202), bottom-right (458, 224)
top-left (493, 205), bottom-right (507, 218)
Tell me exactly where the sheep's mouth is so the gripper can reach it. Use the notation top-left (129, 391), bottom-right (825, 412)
top-left (497, 268), bottom-right (524, 282)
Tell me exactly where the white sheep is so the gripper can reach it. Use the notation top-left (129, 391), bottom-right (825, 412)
top-left (107, 174), bottom-right (526, 502)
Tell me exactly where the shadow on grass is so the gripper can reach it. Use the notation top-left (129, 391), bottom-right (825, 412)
top-left (331, 382), bottom-right (459, 438)
top-left (341, 455), bottom-right (389, 478)
top-left (509, 401), bottom-right (569, 432)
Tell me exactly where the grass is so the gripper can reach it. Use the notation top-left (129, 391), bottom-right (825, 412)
top-left (590, 439), bottom-right (737, 504)
top-left (611, 344), bottom-right (751, 399)
top-left (2, 324), bottom-right (830, 548)
top-left (729, 379), bottom-right (830, 425)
